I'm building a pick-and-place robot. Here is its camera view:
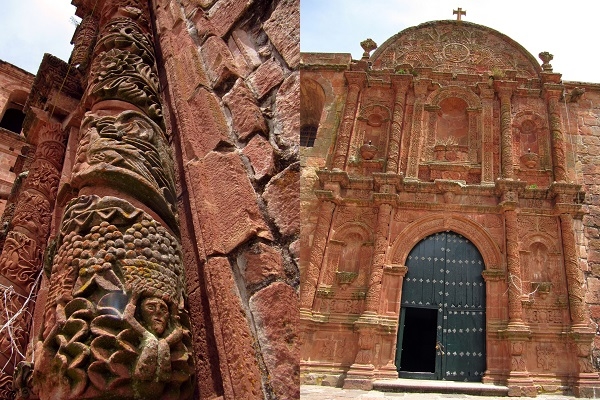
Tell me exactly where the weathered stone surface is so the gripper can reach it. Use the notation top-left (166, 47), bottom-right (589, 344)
top-left (182, 88), bottom-right (231, 160)
top-left (248, 59), bottom-right (284, 99)
top-left (223, 79), bottom-right (267, 140)
top-left (263, 162), bottom-right (300, 237)
top-left (231, 29), bottom-right (262, 72)
top-left (249, 282), bottom-right (299, 400)
top-left (275, 71), bottom-right (300, 149)
top-left (242, 134), bottom-right (275, 180)
top-left (186, 151), bottom-right (272, 255)
top-left (201, 35), bottom-right (240, 89)
top-left (263, 0), bottom-right (300, 69)
top-left (207, 0), bottom-right (252, 38)
top-left (205, 257), bottom-right (263, 400)
top-left (240, 242), bottom-right (284, 286)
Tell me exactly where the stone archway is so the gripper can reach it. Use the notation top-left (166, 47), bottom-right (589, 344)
top-left (385, 214), bottom-right (505, 381)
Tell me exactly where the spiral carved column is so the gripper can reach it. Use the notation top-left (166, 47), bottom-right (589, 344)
top-left (32, 2), bottom-right (194, 399)
top-left (332, 72), bottom-right (366, 171)
top-left (387, 76), bottom-right (411, 174)
top-left (300, 199), bottom-right (335, 312)
top-left (495, 82), bottom-right (517, 180)
top-left (545, 87), bottom-right (568, 182)
top-left (0, 120), bottom-right (66, 400)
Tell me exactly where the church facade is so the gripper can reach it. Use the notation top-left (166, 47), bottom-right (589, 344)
top-left (300, 19), bottom-right (600, 397)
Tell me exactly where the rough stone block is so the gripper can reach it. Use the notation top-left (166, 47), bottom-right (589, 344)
top-left (207, 0), bottom-right (252, 38)
top-left (263, 162), bottom-right (300, 237)
top-left (263, 0), bottom-right (300, 69)
top-left (231, 29), bottom-right (262, 71)
top-left (205, 257), bottom-right (263, 399)
top-left (248, 59), bottom-right (284, 99)
top-left (242, 134), bottom-right (274, 180)
top-left (249, 282), bottom-right (299, 400)
top-left (201, 35), bottom-right (240, 89)
top-left (186, 151), bottom-right (272, 255)
top-left (275, 71), bottom-right (299, 149)
top-left (240, 242), bottom-right (284, 286)
top-left (223, 79), bottom-right (267, 140)
top-left (181, 88), bottom-right (231, 160)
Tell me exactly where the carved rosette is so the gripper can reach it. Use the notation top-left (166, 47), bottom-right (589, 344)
top-left (37, 196), bottom-right (194, 400)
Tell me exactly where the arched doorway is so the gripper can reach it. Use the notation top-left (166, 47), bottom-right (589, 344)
top-left (395, 231), bottom-right (485, 382)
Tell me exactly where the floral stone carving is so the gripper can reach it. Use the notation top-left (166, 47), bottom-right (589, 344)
top-left (35, 195), bottom-right (193, 400)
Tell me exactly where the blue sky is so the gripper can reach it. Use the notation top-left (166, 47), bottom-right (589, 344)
top-left (301, 0), bottom-right (600, 83)
top-left (0, 0), bottom-right (77, 74)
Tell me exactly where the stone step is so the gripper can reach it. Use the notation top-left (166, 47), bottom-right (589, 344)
top-left (373, 379), bottom-right (509, 397)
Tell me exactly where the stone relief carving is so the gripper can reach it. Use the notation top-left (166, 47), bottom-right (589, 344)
top-left (72, 111), bottom-right (177, 226)
top-left (36, 196), bottom-right (193, 400)
top-left (372, 22), bottom-right (539, 78)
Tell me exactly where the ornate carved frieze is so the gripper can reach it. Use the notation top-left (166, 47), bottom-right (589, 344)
top-left (36, 195), bottom-right (194, 400)
top-left (371, 21), bottom-right (540, 78)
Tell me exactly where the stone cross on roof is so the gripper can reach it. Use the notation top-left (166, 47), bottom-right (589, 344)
top-left (453, 7), bottom-right (466, 21)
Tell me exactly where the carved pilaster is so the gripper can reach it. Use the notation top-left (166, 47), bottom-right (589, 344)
top-left (560, 213), bottom-right (588, 327)
top-left (387, 76), bottom-right (411, 174)
top-left (478, 84), bottom-right (494, 184)
top-left (505, 208), bottom-right (525, 325)
top-left (33, 2), bottom-right (194, 399)
top-left (332, 72), bottom-right (366, 171)
top-left (0, 120), bottom-right (65, 400)
top-left (405, 79), bottom-right (430, 179)
top-left (300, 199), bottom-right (336, 312)
top-left (495, 81), bottom-right (517, 180)
top-left (544, 86), bottom-right (568, 182)
top-left (70, 14), bottom-right (99, 79)
top-left (364, 203), bottom-right (392, 313)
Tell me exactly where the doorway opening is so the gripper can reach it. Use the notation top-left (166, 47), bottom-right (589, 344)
top-left (399, 307), bottom-right (437, 373)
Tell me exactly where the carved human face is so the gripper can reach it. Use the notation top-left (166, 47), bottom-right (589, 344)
top-left (140, 297), bottom-right (169, 336)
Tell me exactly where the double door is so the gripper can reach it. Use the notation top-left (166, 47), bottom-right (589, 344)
top-left (395, 232), bottom-right (486, 382)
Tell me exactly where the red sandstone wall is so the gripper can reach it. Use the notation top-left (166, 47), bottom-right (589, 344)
top-left (571, 84), bottom-right (600, 370)
top-left (154, 0), bottom-right (299, 398)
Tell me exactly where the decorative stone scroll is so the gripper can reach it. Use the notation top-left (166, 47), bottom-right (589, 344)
top-left (36, 195), bottom-right (194, 400)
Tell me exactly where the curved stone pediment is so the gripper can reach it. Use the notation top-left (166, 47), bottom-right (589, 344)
top-left (372, 20), bottom-right (541, 78)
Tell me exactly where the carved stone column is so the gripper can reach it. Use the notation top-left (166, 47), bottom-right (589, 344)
top-left (560, 213), bottom-right (588, 327)
top-left (405, 78), bottom-right (431, 180)
top-left (0, 119), bottom-right (65, 400)
top-left (495, 81), bottom-right (517, 180)
top-left (33, 2), bottom-right (194, 399)
top-left (364, 201), bottom-right (393, 313)
top-left (387, 75), bottom-right (411, 174)
top-left (498, 181), bottom-right (535, 396)
top-left (299, 197), bottom-right (335, 313)
top-left (505, 207), bottom-right (525, 325)
top-left (478, 83), bottom-right (495, 184)
top-left (332, 72), bottom-right (366, 171)
top-left (544, 85), bottom-right (568, 182)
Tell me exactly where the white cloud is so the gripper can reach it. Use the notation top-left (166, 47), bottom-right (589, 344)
top-left (0, 0), bottom-right (76, 74)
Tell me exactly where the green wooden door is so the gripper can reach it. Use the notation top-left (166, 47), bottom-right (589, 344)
top-left (396, 232), bottom-right (486, 382)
